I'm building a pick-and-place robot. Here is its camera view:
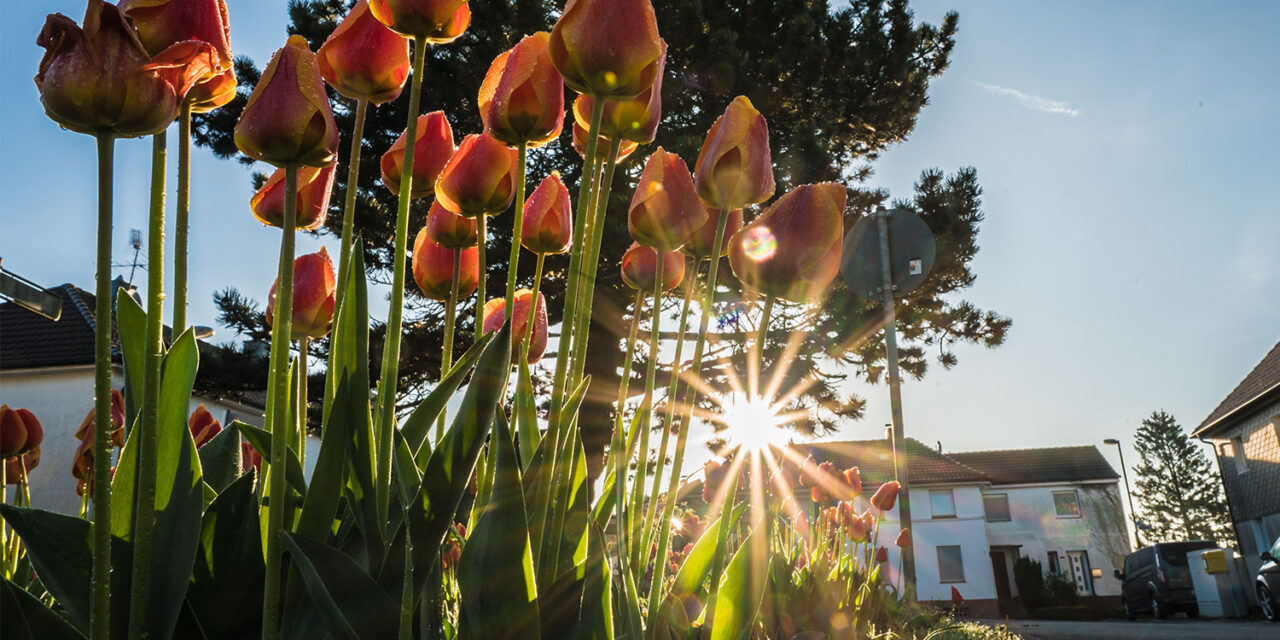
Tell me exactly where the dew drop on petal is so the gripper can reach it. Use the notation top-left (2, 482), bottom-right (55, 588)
top-left (741, 226), bottom-right (777, 262)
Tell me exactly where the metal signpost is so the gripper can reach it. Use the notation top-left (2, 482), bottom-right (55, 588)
top-left (841, 206), bottom-right (936, 599)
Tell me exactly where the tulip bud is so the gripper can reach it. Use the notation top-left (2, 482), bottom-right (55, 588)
top-left (680, 204), bottom-right (743, 260)
top-left (435, 133), bottom-right (517, 217)
top-left (381, 111), bottom-right (455, 198)
top-left (702, 460), bottom-right (724, 503)
top-left (241, 441), bottom-right (262, 473)
top-left (0, 406), bottom-right (43, 458)
top-left (810, 486), bottom-right (824, 504)
top-left (251, 164), bottom-right (335, 230)
top-left (72, 435), bottom-right (94, 481)
top-left (74, 389), bottom-right (126, 448)
top-left (951, 586), bottom-right (964, 605)
top-left (572, 121), bottom-right (637, 164)
top-left (876, 546), bottom-right (889, 563)
top-left (895, 528), bottom-right (912, 549)
top-left (120, 0), bottom-right (237, 112)
top-left (520, 172), bottom-right (572, 255)
top-left (572, 39), bottom-right (665, 144)
top-left (481, 290), bottom-right (549, 364)
top-left (729, 182), bottom-right (846, 303)
top-left (267, 247), bottom-right (337, 340)
top-left (317, 0), bottom-right (410, 105)
top-left (412, 227), bottom-right (479, 301)
top-left (368, 0), bottom-right (470, 43)
top-left (479, 32), bottom-right (564, 147)
top-left (549, 0), bottom-right (662, 100)
top-left (188, 405), bottom-right (223, 448)
top-left (843, 466), bottom-right (862, 496)
top-left (628, 148), bottom-right (708, 251)
top-left (792, 510), bottom-right (810, 538)
top-left (424, 200), bottom-right (478, 249)
top-left (620, 243), bottom-right (684, 293)
top-left (235, 35), bottom-right (340, 168)
top-left (870, 480), bottom-right (900, 512)
top-left (36, 1), bottom-right (220, 137)
top-left (4, 447), bottom-right (40, 483)
top-left (694, 96), bottom-right (775, 211)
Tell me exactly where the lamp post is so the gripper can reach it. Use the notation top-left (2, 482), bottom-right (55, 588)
top-left (1104, 438), bottom-right (1142, 549)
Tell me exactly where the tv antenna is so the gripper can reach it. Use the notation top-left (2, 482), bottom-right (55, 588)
top-left (112, 229), bottom-right (146, 285)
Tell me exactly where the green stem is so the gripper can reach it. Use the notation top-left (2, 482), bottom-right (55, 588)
top-left (474, 216), bottom-right (487, 342)
top-left (261, 164), bottom-right (300, 640)
top-left (605, 290), bottom-right (644, 573)
top-left (627, 257), bottom-right (665, 570)
top-left (504, 142), bottom-right (528, 321)
top-left (91, 133), bottom-right (113, 640)
top-left (567, 136), bottom-right (623, 391)
top-left (753, 296), bottom-right (774, 398)
top-left (399, 514), bottom-right (413, 640)
top-left (326, 97), bottom-right (369, 425)
top-left (128, 132), bottom-right (167, 640)
top-left (704, 468), bottom-right (740, 630)
top-left (436, 250), bottom-right (461, 443)
top-left (174, 103), bottom-right (191, 334)
top-left (375, 36), bottom-right (427, 525)
top-left (521, 253), bottom-right (545, 362)
top-left (298, 337), bottom-right (309, 464)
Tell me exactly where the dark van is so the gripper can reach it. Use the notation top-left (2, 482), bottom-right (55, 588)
top-left (1116, 541), bottom-right (1217, 620)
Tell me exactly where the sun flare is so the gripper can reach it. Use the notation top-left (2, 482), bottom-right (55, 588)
top-left (716, 394), bottom-right (791, 452)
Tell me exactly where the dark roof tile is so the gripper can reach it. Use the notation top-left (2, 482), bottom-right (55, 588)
top-left (1196, 338), bottom-right (1280, 435)
top-left (947, 445), bottom-right (1119, 484)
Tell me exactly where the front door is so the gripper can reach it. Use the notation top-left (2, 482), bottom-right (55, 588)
top-left (1067, 550), bottom-right (1093, 595)
top-left (990, 550), bottom-right (1012, 613)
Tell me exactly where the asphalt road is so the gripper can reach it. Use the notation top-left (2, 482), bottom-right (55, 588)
top-left (980, 618), bottom-right (1280, 640)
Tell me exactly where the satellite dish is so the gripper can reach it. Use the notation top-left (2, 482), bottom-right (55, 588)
top-left (840, 207), bottom-right (936, 300)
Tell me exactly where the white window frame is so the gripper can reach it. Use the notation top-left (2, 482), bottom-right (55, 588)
top-left (983, 493), bottom-right (1011, 522)
top-left (930, 489), bottom-right (956, 519)
top-left (1233, 435), bottom-right (1249, 473)
top-left (1052, 490), bottom-right (1081, 519)
top-left (937, 545), bottom-right (965, 583)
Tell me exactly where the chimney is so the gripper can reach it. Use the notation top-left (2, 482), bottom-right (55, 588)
top-left (936, 440), bottom-right (942, 453)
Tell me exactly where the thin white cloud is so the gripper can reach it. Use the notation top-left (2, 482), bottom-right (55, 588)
top-left (974, 81), bottom-right (1081, 117)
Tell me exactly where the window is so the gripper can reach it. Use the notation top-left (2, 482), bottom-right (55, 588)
top-left (1053, 490), bottom-right (1081, 518)
top-left (1048, 551), bottom-right (1059, 574)
top-left (930, 489), bottom-right (956, 519)
top-left (1233, 436), bottom-right (1249, 473)
top-left (937, 546), bottom-right (965, 582)
top-left (983, 494), bottom-right (1011, 522)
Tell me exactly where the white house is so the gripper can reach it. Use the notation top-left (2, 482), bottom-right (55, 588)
top-left (787, 438), bottom-right (1130, 617)
top-left (1, 282), bottom-right (265, 516)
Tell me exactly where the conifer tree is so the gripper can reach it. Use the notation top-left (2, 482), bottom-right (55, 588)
top-left (1132, 410), bottom-right (1232, 543)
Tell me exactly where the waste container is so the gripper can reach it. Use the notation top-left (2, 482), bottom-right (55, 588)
top-left (1187, 548), bottom-right (1249, 617)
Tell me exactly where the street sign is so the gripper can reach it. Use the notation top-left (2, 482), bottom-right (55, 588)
top-left (840, 207), bottom-right (936, 299)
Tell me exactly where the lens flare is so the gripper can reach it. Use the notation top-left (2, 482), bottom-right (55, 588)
top-left (740, 225), bottom-right (777, 262)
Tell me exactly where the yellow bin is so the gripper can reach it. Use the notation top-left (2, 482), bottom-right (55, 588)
top-left (1200, 548), bottom-right (1228, 574)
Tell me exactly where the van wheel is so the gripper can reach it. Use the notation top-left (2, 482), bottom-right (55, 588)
top-left (1151, 594), bottom-right (1168, 619)
top-left (1124, 601), bottom-right (1136, 621)
top-left (1260, 584), bottom-right (1278, 622)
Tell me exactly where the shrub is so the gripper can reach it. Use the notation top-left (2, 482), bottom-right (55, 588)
top-left (1013, 556), bottom-right (1045, 611)
top-left (1043, 570), bottom-right (1080, 605)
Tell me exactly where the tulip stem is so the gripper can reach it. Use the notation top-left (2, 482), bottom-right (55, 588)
top-left (174, 103), bottom-right (191, 334)
top-left (627, 257), bottom-right (666, 571)
top-left (504, 142), bottom-right (528, 322)
top-left (327, 97), bottom-right (369, 425)
top-left (437, 250), bottom-right (462, 443)
top-left (752, 296), bottom-right (774, 398)
top-left (298, 337), bottom-right (309, 463)
top-left (129, 132), bottom-right (168, 640)
top-left (474, 217), bottom-right (487, 343)
top-left (567, 136), bottom-right (623, 390)
top-left (375, 35), bottom-right (428, 527)
top-left (606, 289), bottom-right (644, 568)
top-left (521, 253), bottom-right (545, 363)
top-left (90, 132), bottom-right (114, 640)
top-left (262, 164), bottom-right (300, 640)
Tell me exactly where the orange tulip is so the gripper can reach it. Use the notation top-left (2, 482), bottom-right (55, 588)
top-left (682, 204), bottom-right (742, 259)
top-left (549, 0), bottom-right (662, 100)
top-left (843, 466), bottom-right (862, 496)
top-left (36, 0), bottom-right (219, 137)
top-left (318, 0), bottom-right (410, 105)
top-left (381, 111), bottom-right (454, 198)
top-left (119, 0), bottom-right (236, 112)
top-left (628, 148), bottom-right (707, 251)
top-left (876, 546), bottom-right (889, 563)
top-left (572, 39), bottom-right (665, 144)
top-left (241, 441), bottom-right (262, 473)
top-left (694, 96), bottom-right (775, 211)
top-left (702, 460), bottom-right (725, 503)
top-left (412, 227), bottom-right (479, 300)
top-left (368, 0), bottom-right (469, 43)
top-left (951, 586), bottom-right (964, 605)
top-left (4, 447), bottom-right (40, 483)
top-left (620, 243), bottom-right (684, 293)
top-left (250, 164), bottom-right (335, 230)
top-left (728, 182), bottom-right (846, 302)
top-left (0, 405), bottom-right (43, 458)
top-left (521, 172), bottom-right (572, 254)
top-left (188, 405), bottom-right (222, 448)
top-left (571, 121), bottom-right (637, 164)
top-left (870, 480), bottom-right (900, 512)
top-left (424, 200), bottom-right (478, 249)
top-left (481, 290), bottom-right (548, 364)
top-left (267, 247), bottom-right (337, 340)
top-left (435, 133), bottom-right (517, 217)
top-left (73, 389), bottom-right (126, 447)
top-left (72, 435), bottom-right (95, 481)
top-left (479, 32), bottom-right (564, 147)
top-left (895, 527), bottom-right (912, 549)
top-left (810, 486), bottom-right (824, 503)
top-left (235, 35), bottom-right (339, 168)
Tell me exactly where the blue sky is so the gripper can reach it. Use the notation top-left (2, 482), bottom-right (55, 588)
top-left (2, 1), bottom-right (1277, 482)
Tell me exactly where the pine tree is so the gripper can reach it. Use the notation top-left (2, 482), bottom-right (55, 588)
top-left (1132, 410), bottom-right (1232, 543)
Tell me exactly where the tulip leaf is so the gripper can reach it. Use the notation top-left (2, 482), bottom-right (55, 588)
top-left (233, 421), bottom-right (308, 497)
top-left (297, 375), bottom-right (361, 542)
top-left (671, 515), bottom-right (725, 598)
top-left (401, 335), bottom-right (490, 460)
top-left (522, 424), bottom-right (552, 559)
top-left (575, 523), bottom-right (614, 640)
top-left (111, 423), bottom-right (140, 539)
top-left (323, 241), bottom-right (369, 427)
top-left (556, 433), bottom-right (590, 577)
top-left (0, 505), bottom-right (132, 638)
top-left (281, 532), bottom-right (400, 640)
top-left (187, 472), bottom-right (264, 638)
top-left (115, 291), bottom-right (146, 428)
top-left (515, 357), bottom-right (539, 469)
top-left (198, 421), bottom-right (243, 494)
top-left (456, 395), bottom-right (540, 639)
top-left (708, 531), bottom-right (769, 640)
top-left (0, 577), bottom-right (85, 640)
top-left (615, 547), bottom-right (644, 640)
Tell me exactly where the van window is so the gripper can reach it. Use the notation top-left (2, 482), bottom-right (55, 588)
top-left (1159, 542), bottom-right (1215, 566)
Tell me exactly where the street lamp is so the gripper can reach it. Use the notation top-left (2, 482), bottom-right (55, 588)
top-left (1104, 438), bottom-right (1142, 549)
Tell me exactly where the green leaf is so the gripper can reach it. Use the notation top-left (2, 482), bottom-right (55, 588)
top-left (671, 515), bottom-right (724, 598)
top-left (234, 421), bottom-right (308, 497)
top-left (556, 434), bottom-right (590, 578)
top-left (116, 290), bottom-right (146, 427)
top-left (188, 472), bottom-right (264, 638)
top-left (0, 505), bottom-right (131, 638)
top-left (198, 423), bottom-right (243, 494)
top-left (456, 398), bottom-right (540, 639)
top-left (323, 242), bottom-right (369, 427)
top-left (297, 375), bottom-right (361, 542)
top-left (514, 357), bottom-right (539, 469)
top-left (401, 336), bottom-right (490, 460)
top-left (111, 423), bottom-right (139, 539)
top-left (0, 577), bottom-right (85, 640)
top-left (708, 532), bottom-right (769, 640)
top-left (615, 547), bottom-right (644, 640)
top-left (281, 533), bottom-right (400, 640)
top-left (574, 523), bottom-right (613, 640)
